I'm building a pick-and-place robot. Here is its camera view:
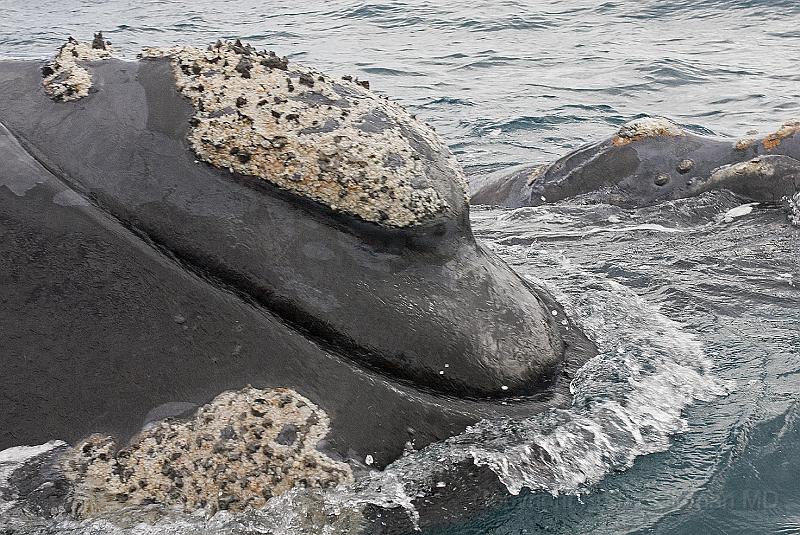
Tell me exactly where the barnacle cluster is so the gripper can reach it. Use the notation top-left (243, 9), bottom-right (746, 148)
top-left (762, 120), bottom-right (800, 151)
top-left (142, 40), bottom-right (466, 227)
top-left (708, 157), bottom-right (777, 184)
top-left (41, 33), bottom-right (114, 101)
top-left (612, 116), bottom-right (685, 146)
top-left (63, 387), bottom-right (352, 517)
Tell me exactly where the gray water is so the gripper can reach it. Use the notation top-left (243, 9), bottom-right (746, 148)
top-left (1, 1), bottom-right (799, 534)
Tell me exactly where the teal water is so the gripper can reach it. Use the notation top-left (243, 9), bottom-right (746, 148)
top-left (1, 1), bottom-right (799, 534)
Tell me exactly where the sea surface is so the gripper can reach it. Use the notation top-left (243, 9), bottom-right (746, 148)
top-left (1, 1), bottom-right (799, 534)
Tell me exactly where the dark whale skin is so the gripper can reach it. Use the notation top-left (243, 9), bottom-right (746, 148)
top-left (0, 58), bottom-right (581, 399)
top-left (0, 59), bottom-right (596, 467)
top-left (471, 123), bottom-right (800, 209)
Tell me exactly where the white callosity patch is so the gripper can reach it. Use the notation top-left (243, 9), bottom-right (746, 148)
top-left (734, 137), bottom-right (756, 151)
top-left (613, 116), bottom-right (684, 145)
top-left (704, 155), bottom-right (800, 206)
top-left (709, 157), bottom-right (777, 182)
top-left (763, 119), bottom-right (800, 151)
top-left (62, 387), bottom-right (351, 518)
top-left (42, 34), bottom-right (114, 101)
top-left (141, 41), bottom-right (466, 228)
top-left (526, 164), bottom-right (548, 186)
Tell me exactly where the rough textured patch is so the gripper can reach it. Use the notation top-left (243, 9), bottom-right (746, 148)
top-left (763, 120), bottom-right (800, 151)
top-left (790, 192), bottom-right (800, 226)
top-left (41, 33), bottom-right (114, 101)
top-left (612, 117), bottom-right (684, 146)
top-left (709, 157), bottom-right (779, 183)
top-left (62, 387), bottom-right (351, 518)
top-left (526, 164), bottom-right (547, 186)
top-left (654, 173), bottom-right (670, 186)
top-left (140, 41), bottom-right (466, 227)
top-left (734, 137), bottom-right (756, 151)
top-left (676, 158), bottom-right (694, 174)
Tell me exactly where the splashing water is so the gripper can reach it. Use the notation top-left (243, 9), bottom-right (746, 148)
top-left (790, 193), bottom-right (800, 226)
top-left (0, 200), bottom-right (730, 533)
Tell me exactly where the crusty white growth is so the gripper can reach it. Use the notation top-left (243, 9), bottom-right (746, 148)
top-left (526, 164), bottom-right (547, 186)
top-left (734, 137), bottom-right (755, 151)
top-left (613, 117), bottom-right (684, 145)
top-left (763, 120), bottom-right (800, 151)
top-left (709, 157), bottom-right (777, 183)
top-left (63, 387), bottom-right (352, 518)
top-left (42, 36), bottom-right (114, 101)
top-left (141, 41), bottom-right (465, 227)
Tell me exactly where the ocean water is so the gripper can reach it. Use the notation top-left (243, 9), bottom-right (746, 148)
top-left (1, 1), bottom-right (799, 534)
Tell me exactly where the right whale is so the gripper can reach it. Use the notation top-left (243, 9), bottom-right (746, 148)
top-left (0, 36), bottom-right (596, 528)
top-left (471, 116), bottom-right (800, 210)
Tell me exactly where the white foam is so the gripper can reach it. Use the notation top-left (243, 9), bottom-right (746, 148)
top-left (717, 202), bottom-right (758, 223)
top-left (584, 223), bottom-right (684, 235)
top-left (0, 441), bottom-right (67, 516)
top-left (453, 254), bottom-right (725, 495)
top-left (0, 441), bottom-right (65, 479)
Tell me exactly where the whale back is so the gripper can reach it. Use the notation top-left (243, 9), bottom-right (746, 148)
top-left (472, 117), bottom-right (800, 208)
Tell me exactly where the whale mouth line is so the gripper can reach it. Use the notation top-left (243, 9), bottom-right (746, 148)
top-left (138, 233), bottom-right (568, 403)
